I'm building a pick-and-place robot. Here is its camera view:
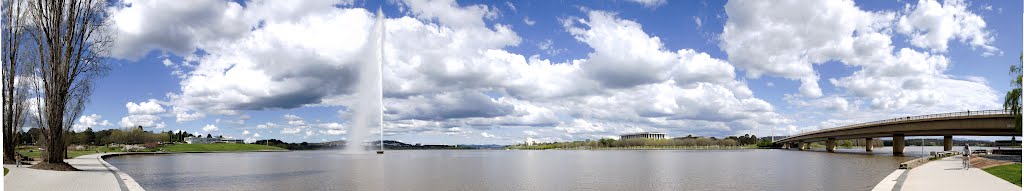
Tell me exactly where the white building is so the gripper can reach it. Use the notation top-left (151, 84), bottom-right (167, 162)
top-left (620, 132), bottom-right (667, 140)
top-left (184, 137), bottom-right (219, 144)
top-left (184, 137), bottom-right (243, 144)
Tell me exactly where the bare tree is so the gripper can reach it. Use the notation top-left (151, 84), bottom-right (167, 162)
top-left (25, 0), bottom-right (112, 171)
top-left (2, 0), bottom-right (32, 165)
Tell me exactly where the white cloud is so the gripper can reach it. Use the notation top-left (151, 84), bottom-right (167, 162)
top-left (253, 133), bottom-right (261, 138)
top-left (480, 132), bottom-right (495, 138)
top-left (523, 17), bottom-right (535, 26)
top-left (120, 114), bottom-right (160, 128)
top-left (281, 128), bottom-right (301, 135)
top-left (120, 100), bottom-right (166, 128)
top-left (107, 1), bottom-right (798, 141)
top-left (108, 0), bottom-right (251, 59)
top-left (720, 0), bottom-right (999, 114)
top-left (627, 0), bottom-right (667, 8)
top-left (692, 16), bottom-right (702, 28)
top-left (897, 0), bottom-right (998, 55)
top-left (257, 122), bottom-right (278, 129)
top-left (283, 114), bottom-right (306, 126)
top-left (722, 0), bottom-right (895, 97)
top-left (176, 111), bottom-right (205, 122)
top-left (126, 100), bottom-right (166, 115)
top-left (399, 0), bottom-right (498, 28)
top-left (202, 124), bottom-right (219, 132)
top-left (73, 114), bottom-right (112, 132)
top-left (243, 130), bottom-right (251, 135)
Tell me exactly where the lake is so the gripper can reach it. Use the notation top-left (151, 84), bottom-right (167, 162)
top-left (106, 147), bottom-right (962, 191)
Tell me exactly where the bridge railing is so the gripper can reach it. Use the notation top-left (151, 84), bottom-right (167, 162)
top-left (780, 109), bottom-right (1011, 142)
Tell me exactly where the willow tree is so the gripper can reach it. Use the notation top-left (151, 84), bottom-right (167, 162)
top-left (2, 0), bottom-right (31, 164)
top-left (1007, 53), bottom-right (1023, 133)
top-left (26, 0), bottom-right (112, 171)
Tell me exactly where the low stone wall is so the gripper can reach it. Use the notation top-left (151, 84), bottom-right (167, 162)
top-left (899, 157), bottom-right (930, 169)
top-left (899, 151), bottom-right (961, 169)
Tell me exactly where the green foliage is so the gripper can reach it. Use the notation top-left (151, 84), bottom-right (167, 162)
top-left (159, 143), bottom-right (286, 152)
top-left (509, 136), bottom-right (761, 150)
top-left (756, 140), bottom-right (774, 147)
top-left (1006, 53), bottom-right (1023, 132)
top-left (4, 167), bottom-right (7, 176)
top-left (983, 163), bottom-right (1022, 187)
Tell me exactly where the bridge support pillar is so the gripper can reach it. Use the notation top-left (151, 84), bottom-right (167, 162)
top-left (826, 138), bottom-right (836, 152)
top-left (798, 142), bottom-right (807, 150)
top-left (865, 138), bottom-right (874, 152)
top-left (783, 143), bottom-right (791, 149)
top-left (943, 135), bottom-right (953, 151)
top-left (893, 134), bottom-right (905, 155)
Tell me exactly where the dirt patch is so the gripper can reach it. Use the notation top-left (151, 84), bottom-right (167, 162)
top-left (29, 162), bottom-right (80, 171)
top-left (971, 155), bottom-right (1017, 169)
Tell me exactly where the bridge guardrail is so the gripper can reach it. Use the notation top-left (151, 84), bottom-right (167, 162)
top-left (778, 109), bottom-right (1012, 142)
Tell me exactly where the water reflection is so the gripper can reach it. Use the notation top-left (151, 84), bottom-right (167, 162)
top-left (107, 149), bottom-right (930, 191)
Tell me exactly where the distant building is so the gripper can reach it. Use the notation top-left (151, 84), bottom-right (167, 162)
top-left (185, 137), bottom-right (243, 144)
top-left (620, 132), bottom-right (666, 140)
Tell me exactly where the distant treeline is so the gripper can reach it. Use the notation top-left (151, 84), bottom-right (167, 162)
top-left (251, 139), bottom-right (471, 150)
top-left (508, 134), bottom-right (774, 150)
top-left (17, 126), bottom-right (219, 147)
top-left (882, 139), bottom-right (1005, 147)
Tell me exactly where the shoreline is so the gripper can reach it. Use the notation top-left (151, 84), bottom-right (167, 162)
top-left (5, 149), bottom-right (290, 191)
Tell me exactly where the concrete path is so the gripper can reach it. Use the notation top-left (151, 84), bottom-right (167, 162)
top-left (3, 153), bottom-right (144, 191)
top-left (898, 156), bottom-right (1019, 191)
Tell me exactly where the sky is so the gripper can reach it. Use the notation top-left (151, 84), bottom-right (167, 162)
top-left (61, 0), bottom-right (1021, 144)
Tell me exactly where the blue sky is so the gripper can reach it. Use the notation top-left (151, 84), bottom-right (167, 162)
top-left (69, 0), bottom-right (1021, 144)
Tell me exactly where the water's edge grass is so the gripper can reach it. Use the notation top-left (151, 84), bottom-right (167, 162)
top-left (983, 163), bottom-right (1022, 187)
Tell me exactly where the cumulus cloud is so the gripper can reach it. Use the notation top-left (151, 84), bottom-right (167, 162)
top-left (120, 100), bottom-right (166, 128)
top-left (103, 0), bottom-right (871, 142)
top-left (126, 100), bottom-right (166, 114)
top-left (202, 124), bottom-right (219, 132)
top-left (73, 114), bottom-right (112, 132)
top-left (897, 0), bottom-right (998, 55)
top-left (721, 0), bottom-right (1001, 134)
top-left (722, 0), bottom-right (895, 97)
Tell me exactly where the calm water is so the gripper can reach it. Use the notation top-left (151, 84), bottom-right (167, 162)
top-left (106, 147), bottom-right (959, 191)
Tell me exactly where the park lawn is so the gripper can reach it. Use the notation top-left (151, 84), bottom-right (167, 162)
top-left (983, 163), bottom-right (1022, 187)
top-left (158, 143), bottom-right (286, 152)
top-left (17, 147), bottom-right (109, 159)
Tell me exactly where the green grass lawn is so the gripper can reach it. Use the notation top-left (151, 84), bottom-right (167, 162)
top-left (158, 143), bottom-right (286, 152)
top-left (17, 147), bottom-right (113, 159)
top-left (983, 163), bottom-right (1022, 187)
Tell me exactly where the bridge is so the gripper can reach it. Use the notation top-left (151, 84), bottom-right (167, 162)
top-left (774, 110), bottom-right (1019, 155)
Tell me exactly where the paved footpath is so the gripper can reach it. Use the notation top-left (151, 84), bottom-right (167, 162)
top-left (895, 155), bottom-right (1019, 191)
top-left (4, 153), bottom-right (145, 191)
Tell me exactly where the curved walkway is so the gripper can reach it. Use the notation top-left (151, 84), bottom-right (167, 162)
top-left (874, 156), bottom-right (1019, 191)
top-left (3, 153), bottom-right (145, 191)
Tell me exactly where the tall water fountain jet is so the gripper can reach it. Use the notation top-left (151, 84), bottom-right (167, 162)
top-left (344, 8), bottom-right (386, 154)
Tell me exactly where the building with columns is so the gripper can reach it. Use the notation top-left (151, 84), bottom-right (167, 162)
top-left (620, 132), bottom-right (667, 140)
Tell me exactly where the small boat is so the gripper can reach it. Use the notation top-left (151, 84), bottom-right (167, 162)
top-left (376, 150), bottom-right (384, 154)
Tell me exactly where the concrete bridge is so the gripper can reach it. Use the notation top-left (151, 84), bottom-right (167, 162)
top-left (774, 110), bottom-right (1019, 155)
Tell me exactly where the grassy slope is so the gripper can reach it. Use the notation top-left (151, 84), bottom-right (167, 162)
top-left (159, 143), bottom-right (286, 152)
top-left (17, 147), bottom-right (118, 159)
top-left (983, 163), bottom-right (1022, 187)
